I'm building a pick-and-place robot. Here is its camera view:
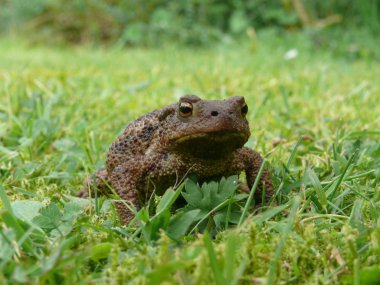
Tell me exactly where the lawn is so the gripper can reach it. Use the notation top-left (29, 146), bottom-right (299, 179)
top-left (0, 33), bottom-right (379, 284)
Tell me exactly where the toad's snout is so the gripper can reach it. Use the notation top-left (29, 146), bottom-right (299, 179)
top-left (207, 107), bottom-right (242, 122)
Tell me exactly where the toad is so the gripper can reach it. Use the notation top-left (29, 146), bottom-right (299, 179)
top-left (79, 95), bottom-right (273, 224)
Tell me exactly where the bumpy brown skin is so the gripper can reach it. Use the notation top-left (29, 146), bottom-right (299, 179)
top-left (80, 95), bottom-right (273, 225)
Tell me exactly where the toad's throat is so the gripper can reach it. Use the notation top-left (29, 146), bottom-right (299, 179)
top-left (172, 131), bottom-right (248, 159)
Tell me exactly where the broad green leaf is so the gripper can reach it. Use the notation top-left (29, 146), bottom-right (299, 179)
top-left (181, 176), bottom-right (248, 234)
top-left (213, 212), bottom-right (225, 230)
top-left (183, 177), bottom-right (239, 212)
top-left (182, 179), bottom-right (202, 207)
top-left (218, 176), bottom-right (239, 201)
top-left (213, 210), bottom-right (242, 227)
top-left (199, 182), bottom-right (214, 209)
top-left (167, 209), bottom-right (200, 240)
top-left (32, 203), bottom-right (62, 230)
top-left (11, 200), bottom-right (44, 223)
top-left (62, 202), bottom-right (83, 221)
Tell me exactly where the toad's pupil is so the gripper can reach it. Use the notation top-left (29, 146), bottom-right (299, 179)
top-left (180, 106), bottom-right (192, 114)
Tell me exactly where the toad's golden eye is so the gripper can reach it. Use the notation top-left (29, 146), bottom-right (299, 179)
top-left (179, 102), bottom-right (193, 117)
top-left (241, 104), bottom-right (248, 115)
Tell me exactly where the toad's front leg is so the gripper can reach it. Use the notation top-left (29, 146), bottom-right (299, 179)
top-left (232, 147), bottom-right (274, 204)
top-left (110, 159), bottom-right (149, 225)
top-left (110, 153), bottom-right (171, 225)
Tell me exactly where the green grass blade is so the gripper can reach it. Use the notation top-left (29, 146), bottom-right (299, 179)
top-left (1, 211), bottom-right (35, 255)
top-left (224, 233), bottom-right (241, 283)
top-left (238, 159), bottom-right (267, 227)
top-left (0, 184), bottom-right (13, 213)
top-left (306, 168), bottom-right (327, 212)
top-left (153, 182), bottom-right (185, 219)
top-left (273, 136), bottom-right (303, 202)
top-left (267, 196), bottom-right (301, 285)
top-left (203, 233), bottom-right (226, 285)
top-left (328, 151), bottom-right (357, 203)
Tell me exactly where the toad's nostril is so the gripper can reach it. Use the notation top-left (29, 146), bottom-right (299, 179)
top-left (211, 111), bottom-right (219, 116)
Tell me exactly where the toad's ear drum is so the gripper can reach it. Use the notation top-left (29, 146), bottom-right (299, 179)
top-left (158, 106), bottom-right (175, 121)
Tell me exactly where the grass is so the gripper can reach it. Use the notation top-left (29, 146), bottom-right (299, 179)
top-left (0, 32), bottom-right (380, 284)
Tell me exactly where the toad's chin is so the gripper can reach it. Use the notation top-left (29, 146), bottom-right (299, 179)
top-left (172, 131), bottom-right (249, 159)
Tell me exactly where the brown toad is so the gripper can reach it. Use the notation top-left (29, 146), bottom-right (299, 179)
top-left (79, 95), bottom-right (273, 224)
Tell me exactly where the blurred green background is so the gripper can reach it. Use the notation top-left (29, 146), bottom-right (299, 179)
top-left (0, 0), bottom-right (379, 49)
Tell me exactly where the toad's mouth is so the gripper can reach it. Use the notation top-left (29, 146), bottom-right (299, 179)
top-left (172, 131), bottom-right (249, 159)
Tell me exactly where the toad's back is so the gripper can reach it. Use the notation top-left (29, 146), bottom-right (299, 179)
top-left (106, 108), bottom-right (167, 173)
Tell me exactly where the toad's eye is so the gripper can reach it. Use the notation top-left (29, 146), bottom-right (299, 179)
top-left (241, 104), bottom-right (248, 115)
top-left (179, 102), bottom-right (193, 117)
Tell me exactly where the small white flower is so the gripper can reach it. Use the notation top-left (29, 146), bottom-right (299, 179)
top-left (284, 49), bottom-right (298, 60)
